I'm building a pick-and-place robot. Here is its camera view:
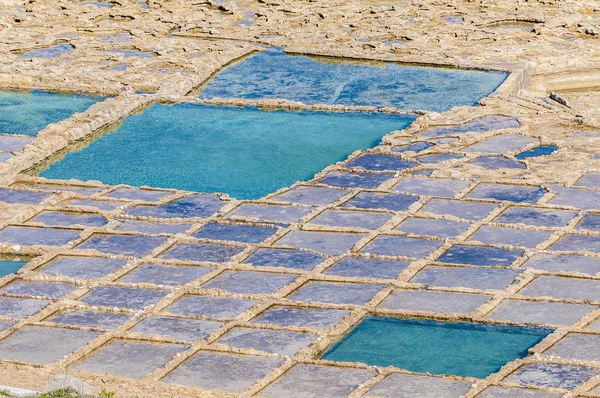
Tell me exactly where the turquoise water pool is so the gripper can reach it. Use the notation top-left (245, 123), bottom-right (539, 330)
top-left (0, 258), bottom-right (29, 277)
top-left (40, 103), bottom-right (415, 199)
top-left (0, 90), bottom-right (103, 136)
top-left (322, 316), bottom-right (552, 378)
top-left (199, 48), bottom-right (508, 112)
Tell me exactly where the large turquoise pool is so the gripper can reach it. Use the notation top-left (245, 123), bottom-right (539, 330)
top-left (0, 90), bottom-right (103, 136)
top-left (199, 48), bottom-right (508, 112)
top-left (322, 316), bottom-right (552, 378)
top-left (40, 103), bottom-right (415, 199)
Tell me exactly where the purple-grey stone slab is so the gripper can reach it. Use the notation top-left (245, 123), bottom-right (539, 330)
top-left (548, 185), bottom-right (600, 210)
top-left (412, 266), bottom-right (522, 290)
top-left (48, 310), bottom-right (130, 329)
top-left (324, 257), bottom-right (410, 279)
top-left (103, 187), bottom-right (173, 202)
top-left (545, 333), bottom-right (600, 361)
top-left (116, 220), bottom-right (192, 235)
top-left (342, 192), bottom-right (419, 212)
top-left (520, 276), bottom-right (600, 301)
top-left (345, 154), bottom-right (418, 172)
top-left (193, 222), bottom-right (277, 244)
top-left (419, 199), bottom-right (497, 221)
top-left (201, 271), bottom-right (297, 295)
top-left (160, 242), bottom-right (244, 262)
top-left (72, 339), bottom-right (187, 379)
top-left (361, 235), bottom-right (442, 258)
top-left (28, 211), bottom-right (107, 227)
top-left (163, 351), bottom-right (284, 392)
top-left (418, 116), bottom-right (520, 138)
top-left (392, 141), bottom-right (433, 153)
top-left (19, 184), bottom-right (104, 196)
top-left (276, 231), bottom-right (366, 255)
top-left (217, 327), bottom-right (316, 356)
top-left (318, 171), bottom-right (393, 189)
top-left (245, 248), bottom-right (325, 271)
top-left (271, 186), bottom-right (348, 206)
top-left (77, 234), bottom-right (166, 256)
top-left (262, 364), bottom-right (375, 398)
top-left (487, 300), bottom-right (595, 326)
top-left (522, 254), bottom-right (600, 275)
top-left (253, 306), bottom-right (350, 329)
top-left (0, 135), bottom-right (34, 153)
top-left (575, 173), bottom-right (600, 189)
top-left (416, 153), bottom-right (464, 164)
top-left (0, 153), bottom-right (11, 162)
top-left (366, 373), bottom-right (471, 398)
top-left (577, 213), bottom-right (600, 232)
top-left (0, 188), bottom-right (51, 205)
top-left (125, 195), bottom-right (225, 219)
top-left (462, 134), bottom-right (537, 154)
top-left (310, 209), bottom-right (392, 230)
top-left (396, 217), bottom-right (470, 238)
top-left (467, 183), bottom-right (547, 204)
top-left (41, 256), bottom-right (127, 279)
top-left (505, 363), bottom-right (600, 390)
top-left (80, 286), bottom-right (167, 310)
top-left (551, 235), bottom-right (600, 253)
top-left (0, 326), bottom-right (100, 365)
top-left (495, 207), bottom-right (576, 228)
top-left (437, 245), bottom-right (524, 267)
top-left (470, 156), bottom-right (526, 170)
top-left (119, 263), bottom-right (211, 285)
top-left (478, 386), bottom-right (563, 398)
top-left (0, 296), bottom-right (51, 318)
top-left (393, 177), bottom-right (471, 198)
top-left (468, 225), bottom-right (552, 248)
top-left (380, 289), bottom-right (491, 314)
top-left (0, 321), bottom-right (15, 332)
top-left (165, 296), bottom-right (257, 318)
top-left (0, 226), bottom-right (80, 246)
top-left (229, 203), bottom-right (312, 223)
top-left (64, 199), bottom-right (126, 211)
top-left (288, 282), bottom-right (384, 305)
top-left (1, 280), bottom-right (77, 299)
top-left (132, 316), bottom-right (222, 341)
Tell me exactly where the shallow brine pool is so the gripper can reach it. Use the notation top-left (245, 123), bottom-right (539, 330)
top-left (40, 103), bottom-right (415, 199)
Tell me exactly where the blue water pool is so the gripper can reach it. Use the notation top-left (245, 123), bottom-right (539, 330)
top-left (0, 258), bottom-right (29, 277)
top-left (322, 316), bottom-right (552, 378)
top-left (40, 103), bottom-right (415, 199)
top-left (199, 48), bottom-right (508, 112)
top-left (0, 90), bottom-right (103, 136)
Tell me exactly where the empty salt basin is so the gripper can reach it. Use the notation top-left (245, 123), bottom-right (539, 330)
top-left (39, 103), bottom-right (415, 199)
top-left (322, 316), bottom-right (552, 378)
top-left (0, 90), bottom-right (103, 136)
top-left (198, 47), bottom-right (508, 112)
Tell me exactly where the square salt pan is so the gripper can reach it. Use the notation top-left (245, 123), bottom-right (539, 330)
top-left (342, 192), bottom-right (419, 212)
top-left (0, 296), bottom-right (51, 318)
top-left (48, 311), bottom-right (130, 329)
top-left (276, 230), bottom-right (366, 255)
top-left (393, 177), bottom-right (471, 198)
top-left (467, 183), bottom-right (546, 204)
top-left (412, 266), bottom-right (522, 290)
top-left (0, 326), bottom-right (100, 365)
top-left (522, 254), bottom-right (600, 276)
top-left (318, 172), bottom-right (393, 189)
top-left (132, 316), bottom-right (222, 341)
top-left (76, 234), bottom-right (166, 256)
top-left (217, 327), bottom-right (316, 356)
top-left (0, 226), bottom-right (80, 247)
top-left (0, 189), bottom-right (51, 205)
top-left (41, 256), bottom-right (127, 280)
top-left (160, 242), bottom-right (244, 263)
top-left (193, 222), bottom-right (277, 244)
top-left (437, 245), bottom-right (523, 267)
top-left (478, 386), bottom-right (564, 397)
top-left (271, 186), bottom-right (349, 206)
top-left (119, 263), bottom-right (212, 285)
top-left (361, 235), bottom-right (443, 258)
top-left (165, 296), bottom-right (257, 319)
top-left (519, 276), bottom-right (600, 302)
top-left (72, 339), bottom-right (187, 379)
top-left (495, 207), bottom-right (576, 228)
top-left (468, 225), bottom-right (552, 248)
top-left (487, 300), bottom-right (595, 326)
top-left (261, 364), bottom-right (375, 398)
top-left (462, 134), bottom-right (537, 154)
top-left (345, 153), bottom-right (418, 172)
top-left (505, 363), bottom-right (600, 390)
top-left (419, 198), bottom-right (497, 221)
top-left (28, 211), bottom-right (107, 228)
top-left (1, 280), bottom-right (78, 299)
top-left (103, 187), bottom-right (174, 202)
top-left (253, 306), bottom-right (350, 329)
top-left (163, 351), bottom-right (285, 392)
top-left (324, 257), bottom-right (410, 279)
top-left (288, 282), bottom-right (384, 306)
top-left (309, 209), bottom-right (392, 230)
top-left (550, 235), bottom-right (600, 253)
top-left (379, 289), bottom-right (491, 314)
top-left (116, 220), bottom-right (192, 235)
top-left (545, 333), bottom-right (600, 362)
top-left (229, 203), bottom-right (312, 223)
top-left (366, 373), bottom-right (471, 398)
top-left (79, 286), bottom-right (167, 310)
top-left (396, 217), bottom-right (470, 239)
top-left (244, 248), bottom-right (325, 271)
top-left (201, 271), bottom-right (297, 295)
top-left (125, 195), bottom-right (225, 219)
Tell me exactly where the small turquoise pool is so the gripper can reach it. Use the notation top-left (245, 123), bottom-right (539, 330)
top-left (0, 90), bottom-right (103, 136)
top-left (40, 103), bottom-right (415, 199)
top-left (199, 48), bottom-right (508, 112)
top-left (322, 316), bottom-right (552, 378)
top-left (0, 258), bottom-right (29, 277)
